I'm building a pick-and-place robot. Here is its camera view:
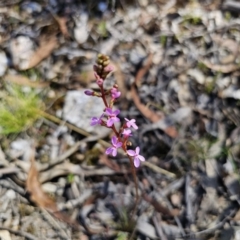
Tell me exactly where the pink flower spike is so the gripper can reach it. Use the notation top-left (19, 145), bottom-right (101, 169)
top-left (127, 146), bottom-right (145, 168)
top-left (90, 114), bottom-right (104, 126)
top-left (105, 136), bottom-right (122, 157)
top-left (111, 87), bottom-right (121, 99)
top-left (122, 129), bottom-right (132, 138)
top-left (105, 108), bottom-right (120, 127)
top-left (124, 118), bottom-right (138, 130)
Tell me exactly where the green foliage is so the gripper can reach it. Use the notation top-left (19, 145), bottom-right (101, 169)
top-left (183, 14), bottom-right (202, 25)
top-left (225, 11), bottom-right (232, 21)
top-left (20, 67), bottom-right (42, 80)
top-left (116, 232), bottom-right (129, 240)
top-left (0, 86), bottom-right (43, 134)
top-left (115, 207), bottom-right (136, 233)
top-left (174, 135), bottom-right (223, 165)
top-left (204, 72), bottom-right (220, 94)
top-left (160, 35), bottom-right (167, 47)
top-left (67, 173), bottom-right (75, 183)
top-left (84, 146), bottom-right (102, 165)
top-left (97, 21), bottom-right (108, 37)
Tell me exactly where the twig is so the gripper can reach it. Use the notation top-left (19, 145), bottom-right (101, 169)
top-left (59, 189), bottom-right (93, 211)
top-left (0, 167), bottom-right (20, 175)
top-left (0, 178), bottom-right (27, 199)
top-left (182, 209), bottom-right (237, 238)
top-left (129, 225), bottom-right (137, 240)
top-left (142, 161), bottom-right (176, 178)
top-left (40, 111), bottom-right (91, 137)
top-left (41, 208), bottom-right (71, 240)
top-left (39, 139), bottom-right (87, 171)
top-left (143, 170), bottom-right (185, 236)
top-left (153, 214), bottom-right (168, 240)
top-left (0, 226), bottom-right (38, 240)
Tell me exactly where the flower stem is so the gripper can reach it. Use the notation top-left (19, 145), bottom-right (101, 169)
top-left (100, 86), bottom-right (108, 107)
top-left (128, 155), bottom-right (139, 220)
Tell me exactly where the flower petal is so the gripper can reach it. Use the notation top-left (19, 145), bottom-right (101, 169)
top-left (112, 148), bottom-right (117, 157)
top-left (113, 109), bottom-right (120, 115)
top-left (113, 117), bottom-right (120, 123)
top-left (105, 147), bottom-right (113, 155)
top-left (132, 122), bottom-right (138, 129)
top-left (135, 146), bottom-right (140, 155)
top-left (105, 108), bottom-right (112, 115)
top-left (134, 158), bottom-right (140, 168)
top-left (127, 149), bottom-right (136, 156)
top-left (107, 119), bottom-right (114, 127)
top-left (116, 142), bottom-right (122, 148)
top-left (138, 155), bottom-right (145, 162)
top-left (90, 117), bottom-right (98, 126)
top-left (111, 136), bottom-right (117, 145)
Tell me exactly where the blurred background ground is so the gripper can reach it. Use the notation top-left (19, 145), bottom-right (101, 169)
top-left (2, 0), bottom-right (240, 239)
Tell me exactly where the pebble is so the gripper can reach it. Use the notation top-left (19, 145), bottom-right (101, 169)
top-left (0, 51), bottom-right (7, 76)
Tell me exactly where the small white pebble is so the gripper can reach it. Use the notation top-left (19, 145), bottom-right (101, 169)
top-left (6, 189), bottom-right (16, 200)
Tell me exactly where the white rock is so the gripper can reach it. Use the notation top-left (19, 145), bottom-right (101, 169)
top-left (0, 51), bottom-right (8, 76)
top-left (62, 90), bottom-right (106, 134)
top-left (137, 220), bottom-right (157, 239)
top-left (5, 189), bottom-right (16, 200)
top-left (9, 36), bottom-right (34, 70)
top-left (9, 139), bottom-right (32, 161)
top-left (74, 13), bottom-right (89, 44)
top-left (42, 182), bottom-right (57, 193)
top-left (187, 69), bottom-right (205, 85)
top-left (235, 228), bottom-right (240, 240)
top-left (221, 85), bottom-right (240, 99)
top-left (0, 230), bottom-right (11, 240)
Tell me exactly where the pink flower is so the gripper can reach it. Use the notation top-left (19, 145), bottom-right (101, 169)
top-left (122, 129), bottom-right (132, 138)
top-left (124, 118), bottom-right (138, 130)
top-left (105, 108), bottom-right (120, 127)
top-left (105, 136), bottom-right (122, 157)
top-left (111, 87), bottom-right (121, 99)
top-left (90, 114), bottom-right (104, 126)
top-left (127, 147), bottom-right (145, 168)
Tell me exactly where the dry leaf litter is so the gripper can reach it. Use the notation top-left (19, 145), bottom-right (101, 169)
top-left (1, 0), bottom-right (240, 239)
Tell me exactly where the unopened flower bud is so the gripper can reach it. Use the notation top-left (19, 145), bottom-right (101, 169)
top-left (111, 87), bottom-right (121, 99)
top-left (103, 60), bottom-right (110, 67)
top-left (94, 71), bottom-right (99, 79)
top-left (93, 65), bottom-right (99, 72)
top-left (84, 90), bottom-right (93, 96)
top-left (101, 73), bottom-right (107, 79)
top-left (97, 59), bottom-right (103, 65)
top-left (104, 64), bottom-right (114, 72)
top-left (96, 78), bottom-right (103, 86)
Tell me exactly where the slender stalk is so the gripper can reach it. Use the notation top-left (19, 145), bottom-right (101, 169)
top-left (100, 86), bottom-right (109, 107)
top-left (128, 154), bottom-right (140, 221)
top-left (112, 124), bottom-right (119, 137)
top-left (122, 145), bottom-right (139, 217)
